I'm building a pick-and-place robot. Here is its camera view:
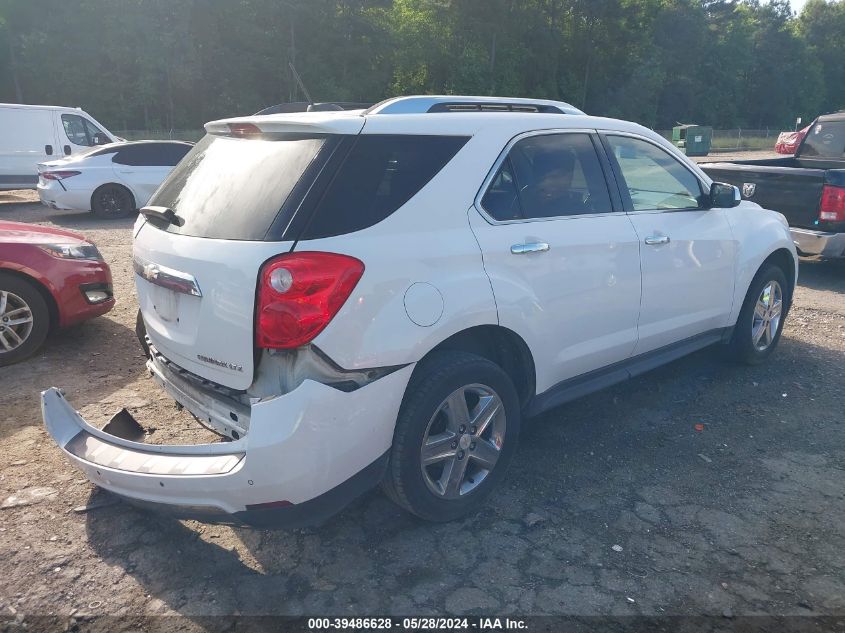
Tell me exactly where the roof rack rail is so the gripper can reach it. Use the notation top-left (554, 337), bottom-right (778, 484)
top-left (365, 96), bottom-right (584, 116)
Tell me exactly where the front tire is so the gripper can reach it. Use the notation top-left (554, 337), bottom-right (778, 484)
top-left (91, 184), bottom-right (136, 219)
top-left (382, 351), bottom-right (521, 522)
top-left (0, 273), bottom-right (50, 367)
top-left (727, 264), bottom-right (790, 365)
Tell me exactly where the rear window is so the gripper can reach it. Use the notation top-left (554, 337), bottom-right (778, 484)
top-left (801, 121), bottom-right (845, 159)
top-left (298, 135), bottom-right (469, 239)
top-left (147, 134), bottom-right (328, 240)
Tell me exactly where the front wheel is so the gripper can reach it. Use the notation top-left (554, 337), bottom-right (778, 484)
top-left (382, 351), bottom-right (521, 522)
top-left (0, 273), bottom-right (50, 367)
top-left (727, 264), bottom-right (790, 365)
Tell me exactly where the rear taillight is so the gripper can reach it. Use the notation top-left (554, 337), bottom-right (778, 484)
top-left (819, 185), bottom-right (845, 222)
top-left (40, 170), bottom-right (81, 180)
top-left (256, 252), bottom-right (365, 349)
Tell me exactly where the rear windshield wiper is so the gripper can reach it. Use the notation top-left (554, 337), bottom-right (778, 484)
top-left (140, 206), bottom-right (184, 227)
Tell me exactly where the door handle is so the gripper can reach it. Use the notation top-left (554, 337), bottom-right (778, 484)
top-left (644, 235), bottom-right (670, 246)
top-left (63, 145), bottom-right (71, 155)
top-left (510, 242), bottom-right (550, 255)
top-left (45, 144), bottom-right (53, 156)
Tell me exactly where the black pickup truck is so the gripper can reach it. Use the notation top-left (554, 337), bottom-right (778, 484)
top-left (701, 112), bottom-right (845, 258)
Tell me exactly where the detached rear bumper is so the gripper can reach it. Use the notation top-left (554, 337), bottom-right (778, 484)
top-left (791, 228), bottom-right (845, 258)
top-left (41, 363), bottom-right (412, 527)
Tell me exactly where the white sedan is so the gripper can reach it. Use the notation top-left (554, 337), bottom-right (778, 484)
top-left (37, 140), bottom-right (192, 219)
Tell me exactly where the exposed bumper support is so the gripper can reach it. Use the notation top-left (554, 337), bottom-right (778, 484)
top-left (41, 362), bottom-right (413, 527)
top-left (791, 228), bottom-right (845, 258)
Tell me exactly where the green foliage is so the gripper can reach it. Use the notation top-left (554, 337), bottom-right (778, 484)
top-left (0, 0), bottom-right (841, 130)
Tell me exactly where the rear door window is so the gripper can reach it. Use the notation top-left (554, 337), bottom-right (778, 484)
top-left (298, 135), bottom-right (469, 239)
top-left (147, 134), bottom-right (329, 241)
top-left (481, 133), bottom-right (613, 221)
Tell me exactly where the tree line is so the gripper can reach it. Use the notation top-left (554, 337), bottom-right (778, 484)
top-left (0, 0), bottom-right (843, 132)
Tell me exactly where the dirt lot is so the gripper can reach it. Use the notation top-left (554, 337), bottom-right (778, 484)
top-left (1, 179), bottom-right (844, 627)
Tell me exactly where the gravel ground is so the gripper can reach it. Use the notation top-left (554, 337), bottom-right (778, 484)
top-left (1, 170), bottom-right (844, 628)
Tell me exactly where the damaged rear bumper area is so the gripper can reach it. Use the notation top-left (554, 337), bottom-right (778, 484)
top-left (41, 360), bottom-right (413, 527)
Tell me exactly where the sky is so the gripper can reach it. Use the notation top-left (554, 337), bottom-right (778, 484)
top-left (787, 0), bottom-right (808, 14)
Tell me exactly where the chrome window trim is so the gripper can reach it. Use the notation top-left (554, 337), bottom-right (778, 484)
top-left (599, 130), bottom-right (711, 215)
top-left (473, 128), bottom-right (625, 226)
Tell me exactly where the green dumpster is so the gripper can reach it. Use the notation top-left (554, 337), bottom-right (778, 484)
top-left (672, 124), bottom-right (712, 156)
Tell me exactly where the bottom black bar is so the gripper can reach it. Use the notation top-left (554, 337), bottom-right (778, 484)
top-left (3, 615), bottom-right (843, 633)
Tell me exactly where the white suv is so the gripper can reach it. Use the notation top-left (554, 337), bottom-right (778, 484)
top-left (42, 96), bottom-right (797, 526)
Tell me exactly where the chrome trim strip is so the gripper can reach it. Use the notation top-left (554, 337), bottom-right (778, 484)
top-left (132, 255), bottom-right (202, 297)
top-left (511, 242), bottom-right (550, 254)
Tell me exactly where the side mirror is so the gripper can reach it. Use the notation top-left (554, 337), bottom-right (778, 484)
top-left (709, 182), bottom-right (740, 208)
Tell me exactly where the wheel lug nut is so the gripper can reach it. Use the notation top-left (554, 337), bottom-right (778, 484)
top-left (470, 426), bottom-right (477, 434)
top-left (470, 442), bottom-right (476, 451)
top-left (459, 425), bottom-right (466, 433)
top-left (451, 441), bottom-right (458, 449)
top-left (457, 450), bottom-right (465, 460)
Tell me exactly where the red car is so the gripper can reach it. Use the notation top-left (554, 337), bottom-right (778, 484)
top-left (775, 125), bottom-right (810, 155)
top-left (0, 221), bottom-right (114, 366)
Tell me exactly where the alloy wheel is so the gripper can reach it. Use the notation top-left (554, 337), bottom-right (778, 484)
top-left (751, 280), bottom-right (783, 351)
top-left (0, 291), bottom-right (35, 353)
top-left (100, 188), bottom-right (129, 216)
top-left (420, 383), bottom-right (507, 499)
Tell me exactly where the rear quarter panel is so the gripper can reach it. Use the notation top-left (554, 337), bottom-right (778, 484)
top-left (300, 130), bottom-right (512, 371)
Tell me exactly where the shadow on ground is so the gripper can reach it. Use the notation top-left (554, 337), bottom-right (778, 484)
top-left (796, 257), bottom-right (845, 294)
top-left (83, 336), bottom-right (845, 617)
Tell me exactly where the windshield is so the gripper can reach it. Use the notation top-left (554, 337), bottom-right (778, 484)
top-left (800, 120), bottom-right (845, 159)
top-left (147, 134), bottom-right (328, 240)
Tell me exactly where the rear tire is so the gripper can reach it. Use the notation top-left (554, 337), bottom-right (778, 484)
top-left (91, 184), bottom-right (136, 219)
top-left (382, 351), bottom-right (521, 522)
top-left (727, 264), bottom-right (790, 365)
top-left (0, 272), bottom-right (50, 367)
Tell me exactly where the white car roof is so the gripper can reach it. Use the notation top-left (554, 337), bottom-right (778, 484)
top-left (205, 95), bottom-right (667, 148)
top-left (0, 103), bottom-right (91, 113)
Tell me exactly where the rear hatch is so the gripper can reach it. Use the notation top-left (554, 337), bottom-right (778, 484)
top-left (133, 114), bottom-right (364, 390)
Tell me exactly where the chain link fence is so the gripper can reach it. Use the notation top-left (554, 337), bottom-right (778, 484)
top-left (115, 130), bottom-right (205, 142)
top-left (656, 128), bottom-right (779, 152)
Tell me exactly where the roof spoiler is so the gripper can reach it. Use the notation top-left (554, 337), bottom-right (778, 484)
top-left (254, 102), bottom-right (372, 115)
